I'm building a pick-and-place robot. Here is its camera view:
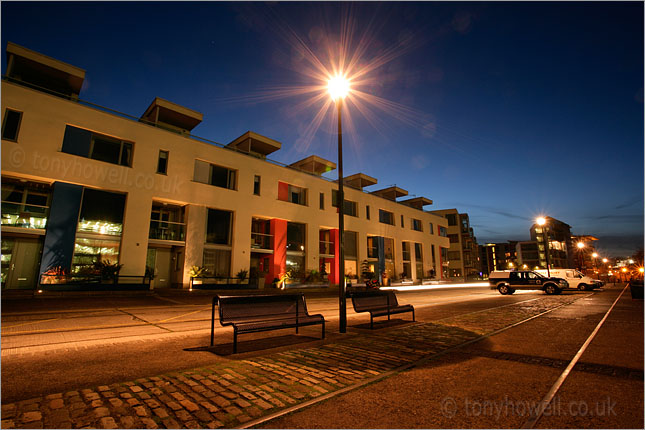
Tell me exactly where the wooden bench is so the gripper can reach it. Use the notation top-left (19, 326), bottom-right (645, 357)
top-left (350, 290), bottom-right (415, 329)
top-left (211, 294), bottom-right (325, 353)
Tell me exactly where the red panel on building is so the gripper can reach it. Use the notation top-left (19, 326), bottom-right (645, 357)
top-left (269, 218), bottom-right (287, 284)
top-left (277, 181), bottom-right (289, 202)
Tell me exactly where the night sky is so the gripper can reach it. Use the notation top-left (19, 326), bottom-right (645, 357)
top-left (2, 2), bottom-right (643, 258)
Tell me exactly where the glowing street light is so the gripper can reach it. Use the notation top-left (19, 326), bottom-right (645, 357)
top-left (536, 216), bottom-right (551, 276)
top-left (576, 242), bottom-right (585, 271)
top-left (328, 74), bottom-right (351, 333)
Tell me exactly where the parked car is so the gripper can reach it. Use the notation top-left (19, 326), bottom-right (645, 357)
top-left (535, 269), bottom-right (603, 291)
top-left (489, 270), bottom-right (568, 295)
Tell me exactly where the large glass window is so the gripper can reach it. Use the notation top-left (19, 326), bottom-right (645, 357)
top-left (251, 218), bottom-right (272, 250)
top-left (61, 125), bottom-right (133, 167)
top-left (206, 209), bottom-right (232, 244)
top-left (287, 222), bottom-right (306, 251)
top-left (203, 248), bottom-right (231, 277)
top-left (1, 178), bottom-right (51, 229)
top-left (157, 150), bottom-right (169, 174)
top-left (367, 236), bottom-right (378, 259)
top-left (72, 237), bottom-right (120, 275)
top-left (446, 213), bottom-right (458, 226)
top-left (2, 109), bottom-right (22, 141)
top-left (402, 242), bottom-right (411, 278)
top-left (278, 182), bottom-right (307, 206)
top-left (194, 160), bottom-right (236, 190)
top-left (77, 189), bottom-right (125, 236)
top-left (379, 209), bottom-right (394, 225)
top-left (332, 190), bottom-right (358, 217)
top-left (149, 203), bottom-right (185, 241)
top-left (414, 243), bottom-right (424, 279)
top-left (439, 226), bottom-right (448, 237)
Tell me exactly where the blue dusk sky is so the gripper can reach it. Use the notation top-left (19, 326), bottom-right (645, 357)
top-left (2, 1), bottom-right (643, 258)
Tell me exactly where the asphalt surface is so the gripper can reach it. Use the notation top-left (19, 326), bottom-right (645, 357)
top-left (1, 283), bottom-right (642, 428)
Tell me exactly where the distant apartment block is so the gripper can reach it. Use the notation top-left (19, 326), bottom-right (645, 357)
top-left (428, 209), bottom-right (480, 280)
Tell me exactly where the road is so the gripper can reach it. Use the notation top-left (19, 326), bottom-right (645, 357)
top-left (1, 283), bottom-right (642, 429)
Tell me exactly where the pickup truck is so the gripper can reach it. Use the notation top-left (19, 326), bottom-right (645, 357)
top-left (489, 270), bottom-right (569, 295)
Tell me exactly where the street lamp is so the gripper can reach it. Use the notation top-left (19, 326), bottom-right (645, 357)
top-left (576, 242), bottom-right (585, 271)
top-left (536, 217), bottom-right (551, 277)
top-left (329, 74), bottom-right (350, 333)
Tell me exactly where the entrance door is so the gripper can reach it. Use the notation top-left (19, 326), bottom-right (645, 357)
top-left (2, 237), bottom-right (43, 289)
top-left (154, 248), bottom-right (172, 288)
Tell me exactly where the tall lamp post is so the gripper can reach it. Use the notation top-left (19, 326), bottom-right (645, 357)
top-left (328, 75), bottom-right (350, 333)
top-left (576, 242), bottom-right (585, 271)
top-left (536, 217), bottom-right (550, 277)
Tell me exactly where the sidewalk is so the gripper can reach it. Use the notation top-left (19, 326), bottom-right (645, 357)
top-left (0, 293), bottom-right (590, 429)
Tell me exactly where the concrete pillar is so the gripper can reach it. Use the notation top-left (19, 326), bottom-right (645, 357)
top-left (183, 204), bottom-right (206, 288)
top-left (120, 191), bottom-right (152, 277)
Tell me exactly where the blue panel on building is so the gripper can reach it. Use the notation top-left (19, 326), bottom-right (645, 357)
top-left (377, 236), bottom-right (385, 282)
top-left (38, 182), bottom-right (83, 277)
top-left (61, 125), bottom-right (91, 157)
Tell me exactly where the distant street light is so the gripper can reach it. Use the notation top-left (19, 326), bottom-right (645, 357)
top-left (536, 217), bottom-right (551, 277)
top-left (328, 74), bottom-right (350, 333)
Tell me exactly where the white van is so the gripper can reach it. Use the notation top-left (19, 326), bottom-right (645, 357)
top-left (535, 269), bottom-right (603, 291)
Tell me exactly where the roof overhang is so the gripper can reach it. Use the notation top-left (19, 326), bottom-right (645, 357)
top-left (6, 42), bottom-right (86, 96)
top-left (370, 186), bottom-right (408, 201)
top-left (399, 196), bottom-right (433, 209)
top-left (140, 97), bottom-right (203, 131)
top-left (227, 131), bottom-right (282, 156)
top-left (338, 173), bottom-right (378, 190)
top-left (289, 155), bottom-right (336, 175)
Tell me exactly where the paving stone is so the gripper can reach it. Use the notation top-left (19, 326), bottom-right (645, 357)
top-left (220, 391), bottom-right (237, 400)
top-left (120, 393), bottom-right (133, 399)
top-left (272, 392), bottom-right (297, 404)
top-left (199, 401), bottom-right (219, 414)
top-left (133, 406), bottom-right (148, 417)
top-left (194, 409), bottom-right (213, 422)
top-left (140, 417), bottom-right (158, 429)
top-left (64, 391), bottom-right (79, 398)
top-left (2, 404), bottom-right (17, 419)
top-left (21, 411), bottom-right (42, 423)
top-left (129, 385), bottom-right (143, 393)
top-left (152, 407), bottom-right (169, 419)
top-left (119, 416), bottom-right (136, 429)
top-left (162, 418), bottom-right (182, 429)
top-left (143, 399), bottom-right (161, 409)
top-left (170, 392), bottom-right (185, 401)
top-left (108, 398), bottom-right (123, 408)
top-left (253, 399), bottom-right (273, 410)
top-left (99, 417), bottom-right (118, 429)
top-left (206, 420), bottom-right (224, 429)
top-left (224, 406), bottom-right (243, 416)
top-left (126, 398), bottom-right (140, 407)
top-left (97, 386), bottom-right (110, 392)
top-left (174, 410), bottom-right (192, 422)
top-left (179, 399), bottom-right (199, 412)
top-left (185, 420), bottom-right (200, 428)
top-left (165, 401), bottom-right (182, 411)
top-left (47, 408), bottom-right (70, 425)
top-left (83, 392), bottom-right (100, 401)
top-left (93, 407), bottom-right (110, 418)
top-left (237, 414), bottom-right (252, 423)
top-left (44, 393), bottom-right (63, 400)
top-left (137, 392), bottom-right (151, 400)
top-left (212, 396), bottom-right (231, 408)
top-left (1, 419), bottom-right (15, 428)
top-left (91, 399), bottom-right (104, 408)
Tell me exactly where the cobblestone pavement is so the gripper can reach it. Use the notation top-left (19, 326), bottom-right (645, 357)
top-left (1, 295), bottom-right (583, 429)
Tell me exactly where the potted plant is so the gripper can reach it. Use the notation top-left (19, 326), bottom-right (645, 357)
top-left (236, 269), bottom-right (248, 285)
top-left (145, 266), bottom-right (156, 289)
top-left (189, 266), bottom-right (209, 285)
top-left (93, 260), bottom-right (123, 284)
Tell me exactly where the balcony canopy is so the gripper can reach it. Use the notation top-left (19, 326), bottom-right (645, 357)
top-left (338, 173), bottom-right (378, 190)
top-left (5, 42), bottom-right (86, 98)
top-left (370, 186), bottom-right (408, 201)
top-left (399, 196), bottom-right (433, 210)
top-left (289, 155), bottom-right (336, 176)
top-left (227, 131), bottom-right (281, 157)
top-left (140, 97), bottom-right (203, 132)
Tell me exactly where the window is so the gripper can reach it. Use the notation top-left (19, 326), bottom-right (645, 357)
top-left (1, 178), bottom-right (51, 229)
top-left (61, 125), bottom-right (133, 167)
top-left (2, 109), bottom-right (22, 141)
top-left (149, 203), bottom-right (185, 241)
top-left (77, 189), bottom-right (126, 236)
top-left (254, 175), bottom-right (261, 195)
top-left (448, 234), bottom-right (460, 243)
top-left (194, 160), bottom-right (236, 190)
top-left (448, 251), bottom-right (461, 260)
top-left (344, 231), bottom-right (357, 258)
top-left (402, 242), bottom-right (411, 278)
top-left (331, 190), bottom-right (357, 217)
top-left (278, 181), bottom-right (307, 206)
top-left (439, 226), bottom-right (448, 237)
top-left (415, 243), bottom-right (424, 279)
top-left (366, 205), bottom-right (370, 220)
top-left (400, 215), bottom-right (404, 228)
top-left (367, 237), bottom-right (378, 259)
top-left (412, 219), bottom-right (423, 232)
top-left (206, 208), bottom-right (232, 244)
top-left (319, 192), bottom-right (324, 210)
top-left (157, 150), bottom-right (169, 174)
top-left (203, 248), bottom-right (231, 277)
top-left (287, 222), bottom-right (306, 252)
top-left (446, 213), bottom-right (458, 226)
top-left (429, 223), bottom-right (434, 234)
top-left (379, 209), bottom-right (394, 225)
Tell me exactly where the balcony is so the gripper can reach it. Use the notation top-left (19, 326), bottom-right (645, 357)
top-left (149, 220), bottom-right (185, 241)
top-left (1, 201), bottom-right (49, 229)
top-left (251, 232), bottom-right (272, 250)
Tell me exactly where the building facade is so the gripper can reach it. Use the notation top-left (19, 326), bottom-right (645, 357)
top-left (1, 42), bottom-right (450, 290)
top-left (529, 216), bottom-right (573, 269)
top-left (480, 241), bottom-right (518, 275)
top-left (428, 209), bottom-right (480, 280)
